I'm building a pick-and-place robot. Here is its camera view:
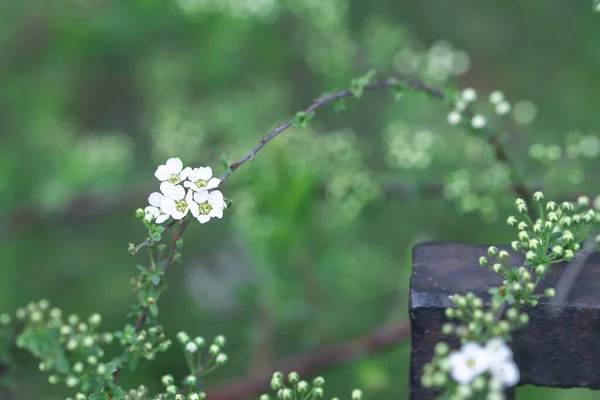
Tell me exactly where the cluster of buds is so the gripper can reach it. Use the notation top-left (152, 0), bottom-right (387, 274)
top-left (114, 324), bottom-right (171, 362)
top-left (171, 331), bottom-right (228, 392)
top-left (13, 300), bottom-right (114, 391)
top-left (261, 372), bottom-right (363, 400)
top-left (447, 88), bottom-right (513, 130)
top-left (157, 373), bottom-right (206, 399)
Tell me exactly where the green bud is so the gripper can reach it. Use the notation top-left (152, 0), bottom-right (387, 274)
top-left (296, 381), bottom-right (309, 393)
top-left (313, 376), bottom-right (325, 387)
top-left (434, 342), bottom-right (449, 356)
top-left (442, 323), bottom-right (453, 335)
top-left (135, 208), bottom-right (145, 220)
top-left (288, 372), bottom-right (300, 384)
top-left (487, 246), bottom-right (499, 257)
top-left (545, 288), bottom-right (556, 298)
top-left (479, 256), bottom-right (489, 267)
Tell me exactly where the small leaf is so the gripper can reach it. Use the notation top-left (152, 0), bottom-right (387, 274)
top-left (89, 392), bottom-right (108, 400)
top-left (220, 154), bottom-right (232, 173)
top-left (150, 275), bottom-right (160, 286)
top-left (149, 304), bottom-right (159, 318)
top-left (150, 232), bottom-right (161, 242)
top-left (155, 225), bottom-right (165, 234)
top-left (224, 198), bottom-right (233, 209)
top-left (136, 265), bottom-right (148, 275)
top-left (175, 238), bottom-right (184, 250)
top-left (291, 111), bottom-right (315, 130)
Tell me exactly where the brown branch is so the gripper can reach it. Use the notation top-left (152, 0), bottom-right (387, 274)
top-left (204, 321), bottom-right (410, 400)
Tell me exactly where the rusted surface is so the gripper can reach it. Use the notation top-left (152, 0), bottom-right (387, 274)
top-left (410, 242), bottom-right (600, 399)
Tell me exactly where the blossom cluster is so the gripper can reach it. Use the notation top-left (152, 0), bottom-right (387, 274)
top-left (144, 157), bottom-right (226, 225)
top-left (261, 372), bottom-right (363, 400)
top-left (447, 88), bottom-right (512, 130)
top-left (449, 338), bottom-right (519, 389)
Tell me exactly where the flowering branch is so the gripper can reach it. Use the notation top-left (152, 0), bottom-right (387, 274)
top-left (130, 75), bottom-right (534, 255)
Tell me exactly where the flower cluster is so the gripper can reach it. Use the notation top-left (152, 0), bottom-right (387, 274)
top-left (447, 88), bottom-right (512, 130)
top-left (173, 331), bottom-right (228, 391)
top-left (144, 157), bottom-right (226, 225)
top-left (114, 324), bottom-right (172, 362)
top-left (261, 372), bottom-right (363, 400)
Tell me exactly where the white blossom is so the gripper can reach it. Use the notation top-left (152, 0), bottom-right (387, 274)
top-left (191, 189), bottom-right (226, 223)
top-left (455, 100), bottom-right (468, 111)
top-left (185, 341), bottom-right (198, 353)
top-left (184, 167), bottom-right (220, 192)
top-left (447, 111), bottom-right (462, 126)
top-left (486, 337), bottom-right (520, 387)
top-left (160, 183), bottom-right (191, 220)
top-left (471, 115), bottom-right (487, 129)
top-left (448, 342), bottom-right (490, 384)
top-left (154, 157), bottom-right (189, 185)
top-left (145, 192), bottom-right (170, 223)
top-left (489, 91), bottom-right (504, 105)
top-left (461, 88), bottom-right (477, 102)
top-left (495, 101), bottom-right (511, 115)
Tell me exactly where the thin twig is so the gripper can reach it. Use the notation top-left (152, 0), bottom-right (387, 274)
top-left (204, 321), bottom-right (410, 400)
top-left (112, 219), bottom-right (190, 383)
top-left (130, 76), bottom-right (530, 253)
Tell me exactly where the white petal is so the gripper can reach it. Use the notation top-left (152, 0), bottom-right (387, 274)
top-left (180, 167), bottom-right (192, 181)
top-left (183, 181), bottom-right (196, 190)
top-left (144, 206), bottom-right (159, 217)
top-left (208, 190), bottom-right (224, 206)
top-left (166, 157), bottom-right (183, 174)
top-left (190, 202), bottom-right (200, 217)
top-left (197, 167), bottom-right (212, 180)
top-left (193, 190), bottom-right (209, 204)
top-left (170, 185), bottom-right (186, 201)
top-left (160, 182), bottom-right (176, 196)
top-left (206, 177), bottom-right (220, 189)
top-left (155, 165), bottom-right (170, 181)
top-left (170, 210), bottom-right (185, 220)
top-left (156, 214), bottom-right (170, 224)
top-left (148, 192), bottom-right (164, 207)
top-left (161, 198), bottom-right (176, 213)
top-left (210, 207), bottom-right (223, 219)
top-left (197, 214), bottom-right (210, 224)
top-left (502, 362), bottom-right (520, 386)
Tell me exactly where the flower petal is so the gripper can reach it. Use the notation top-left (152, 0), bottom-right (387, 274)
top-left (156, 214), bottom-right (170, 224)
top-left (180, 167), bottom-right (192, 181)
top-left (193, 190), bottom-right (209, 204)
top-left (210, 207), bottom-right (223, 219)
top-left (155, 165), bottom-right (170, 181)
top-left (197, 214), bottom-right (210, 224)
top-left (208, 190), bottom-right (224, 206)
top-left (197, 167), bottom-right (212, 180)
top-left (161, 198), bottom-right (176, 213)
top-left (148, 192), bottom-right (164, 207)
top-left (166, 157), bottom-right (183, 173)
top-left (206, 177), bottom-right (220, 189)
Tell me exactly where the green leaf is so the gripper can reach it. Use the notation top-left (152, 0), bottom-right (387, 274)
top-left (155, 225), bottom-right (165, 233)
top-left (149, 304), bottom-right (159, 318)
top-left (150, 274), bottom-right (161, 285)
top-left (291, 111), bottom-right (315, 130)
top-left (89, 392), bottom-right (108, 400)
top-left (136, 265), bottom-right (148, 275)
top-left (350, 69), bottom-right (377, 98)
top-left (220, 154), bottom-right (232, 173)
top-left (150, 231), bottom-right (161, 242)
top-left (16, 325), bottom-right (70, 374)
top-left (175, 238), bottom-right (184, 250)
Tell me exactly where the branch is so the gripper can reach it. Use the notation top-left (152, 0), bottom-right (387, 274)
top-left (112, 219), bottom-right (190, 383)
top-left (204, 321), bottom-right (410, 400)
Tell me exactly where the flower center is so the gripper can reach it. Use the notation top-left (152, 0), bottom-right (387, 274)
top-left (168, 174), bottom-right (179, 184)
top-left (195, 179), bottom-right (208, 189)
top-left (466, 357), bottom-right (476, 369)
top-left (198, 201), bottom-right (212, 215)
top-left (176, 200), bottom-right (188, 213)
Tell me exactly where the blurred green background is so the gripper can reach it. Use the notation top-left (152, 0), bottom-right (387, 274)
top-left (1, 0), bottom-right (600, 398)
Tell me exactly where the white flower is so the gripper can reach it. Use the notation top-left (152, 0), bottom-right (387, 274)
top-left (489, 91), bottom-right (504, 105)
top-left (160, 183), bottom-right (190, 220)
top-left (448, 342), bottom-right (490, 384)
top-left (461, 88), bottom-right (477, 102)
top-left (191, 190), bottom-right (226, 223)
top-left (455, 100), bottom-right (468, 111)
top-left (145, 192), bottom-right (170, 223)
top-left (495, 101), bottom-right (511, 115)
top-left (447, 111), bottom-right (462, 126)
top-left (155, 157), bottom-right (190, 185)
top-left (471, 115), bottom-right (487, 129)
top-left (185, 341), bottom-right (198, 353)
top-left (486, 337), bottom-right (520, 387)
top-left (184, 167), bottom-right (220, 192)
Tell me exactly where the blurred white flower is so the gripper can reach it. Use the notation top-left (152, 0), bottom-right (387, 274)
top-left (145, 192), bottom-right (170, 223)
top-left (471, 115), bottom-right (487, 129)
top-left (184, 167), bottom-right (220, 192)
top-left (185, 342), bottom-right (198, 353)
top-left (486, 337), bottom-right (520, 387)
top-left (191, 190), bottom-right (226, 223)
top-left (447, 111), bottom-right (462, 126)
top-left (155, 157), bottom-right (189, 184)
top-left (495, 101), bottom-right (511, 115)
top-left (449, 342), bottom-right (490, 384)
top-left (461, 88), bottom-right (477, 102)
top-left (489, 91), bottom-right (504, 105)
top-left (160, 183), bottom-right (191, 220)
